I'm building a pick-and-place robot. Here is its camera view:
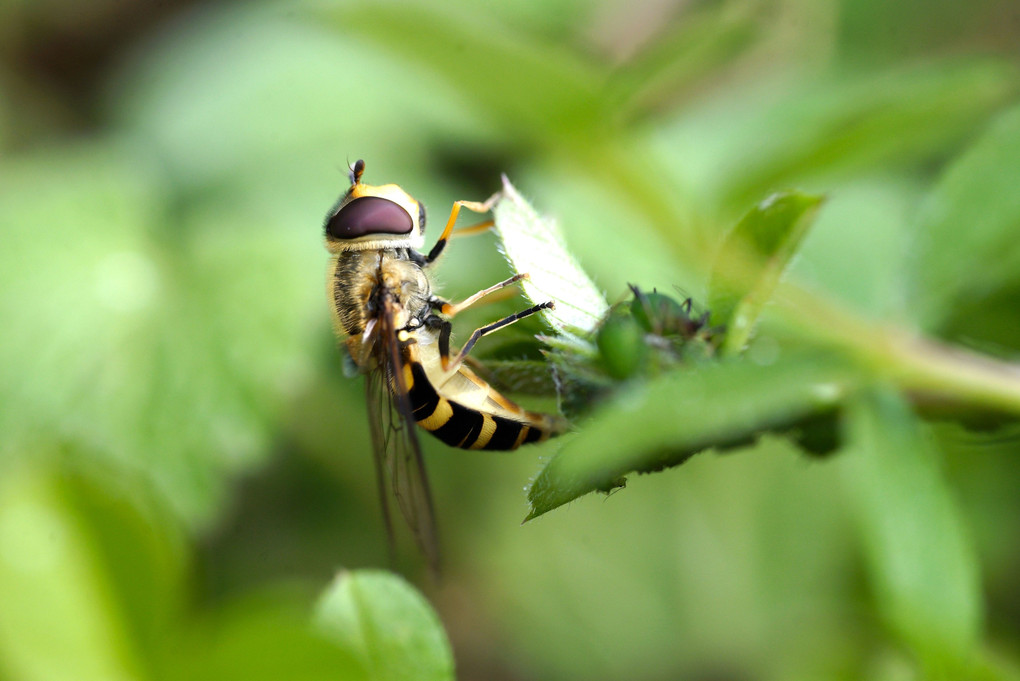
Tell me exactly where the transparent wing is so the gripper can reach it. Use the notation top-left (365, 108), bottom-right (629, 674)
top-left (363, 299), bottom-right (440, 573)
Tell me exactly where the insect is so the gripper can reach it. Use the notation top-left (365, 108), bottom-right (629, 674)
top-left (324, 159), bottom-right (567, 570)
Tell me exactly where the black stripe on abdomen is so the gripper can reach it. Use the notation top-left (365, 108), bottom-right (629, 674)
top-left (408, 362), bottom-right (440, 419)
top-left (431, 401), bottom-right (484, 448)
top-left (483, 416), bottom-right (524, 450)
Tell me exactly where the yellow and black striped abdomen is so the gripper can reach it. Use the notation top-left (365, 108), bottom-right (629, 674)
top-left (405, 362), bottom-right (552, 451)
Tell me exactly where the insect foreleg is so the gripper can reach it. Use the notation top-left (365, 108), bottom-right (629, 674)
top-left (440, 301), bottom-right (554, 373)
top-left (425, 191), bottom-right (502, 264)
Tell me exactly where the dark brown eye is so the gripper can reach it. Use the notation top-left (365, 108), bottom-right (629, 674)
top-left (325, 196), bottom-right (413, 239)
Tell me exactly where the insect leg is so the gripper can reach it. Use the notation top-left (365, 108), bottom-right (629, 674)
top-left (425, 190), bottom-right (502, 264)
top-left (436, 318), bottom-right (454, 365)
top-left (441, 301), bottom-right (555, 373)
top-left (435, 273), bottom-right (529, 317)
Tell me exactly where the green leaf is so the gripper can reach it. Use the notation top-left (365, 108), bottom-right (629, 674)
top-left (914, 102), bottom-right (1020, 329)
top-left (785, 178), bottom-right (919, 320)
top-left (175, 590), bottom-right (366, 681)
top-left (661, 59), bottom-right (1018, 208)
top-left (0, 141), bottom-right (324, 527)
top-left (0, 463), bottom-right (181, 681)
top-left (494, 177), bottom-right (609, 347)
top-left (315, 571), bottom-right (454, 681)
top-left (527, 353), bottom-right (854, 519)
top-left (314, 1), bottom-right (604, 145)
top-left (708, 190), bottom-right (824, 354)
top-left (112, 3), bottom-right (493, 196)
top-left (58, 464), bottom-right (187, 670)
top-left (841, 390), bottom-right (982, 677)
top-left (606, 1), bottom-right (761, 123)
top-left (478, 359), bottom-right (560, 396)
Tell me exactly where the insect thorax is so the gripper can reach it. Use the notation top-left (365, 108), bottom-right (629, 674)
top-left (332, 249), bottom-right (432, 337)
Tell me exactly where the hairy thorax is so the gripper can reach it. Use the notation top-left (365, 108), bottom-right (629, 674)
top-left (331, 249), bottom-right (432, 337)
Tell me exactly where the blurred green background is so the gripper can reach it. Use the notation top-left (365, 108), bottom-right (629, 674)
top-left (2, 0), bottom-right (1020, 679)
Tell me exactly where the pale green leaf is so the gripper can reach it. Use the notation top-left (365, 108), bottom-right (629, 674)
top-left (842, 390), bottom-right (982, 677)
top-left (313, 1), bottom-right (604, 144)
top-left (494, 177), bottom-right (609, 347)
top-left (176, 590), bottom-right (366, 681)
top-left (0, 465), bottom-right (176, 681)
top-left (660, 59), bottom-right (1018, 208)
top-left (606, 1), bottom-right (760, 123)
top-left (0, 142), bottom-right (323, 528)
top-left (316, 571), bottom-right (454, 681)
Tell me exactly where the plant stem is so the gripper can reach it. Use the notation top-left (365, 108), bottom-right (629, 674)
top-left (778, 284), bottom-right (1020, 417)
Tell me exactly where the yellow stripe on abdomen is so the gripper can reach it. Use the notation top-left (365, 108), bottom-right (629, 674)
top-left (469, 414), bottom-right (498, 450)
top-left (418, 398), bottom-right (453, 431)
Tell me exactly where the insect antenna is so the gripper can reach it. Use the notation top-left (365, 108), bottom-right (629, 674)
top-left (349, 158), bottom-right (366, 185)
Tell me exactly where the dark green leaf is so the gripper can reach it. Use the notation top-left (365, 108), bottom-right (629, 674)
top-left (316, 570), bottom-right (454, 681)
top-left (527, 353), bottom-right (854, 519)
top-left (477, 359), bottom-right (560, 396)
top-left (708, 190), bottom-right (824, 353)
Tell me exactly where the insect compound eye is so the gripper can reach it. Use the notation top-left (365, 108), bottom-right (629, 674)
top-left (418, 203), bottom-right (427, 233)
top-left (326, 196), bottom-right (414, 239)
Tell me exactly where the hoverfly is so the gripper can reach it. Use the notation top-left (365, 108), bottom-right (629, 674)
top-left (324, 159), bottom-right (567, 570)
